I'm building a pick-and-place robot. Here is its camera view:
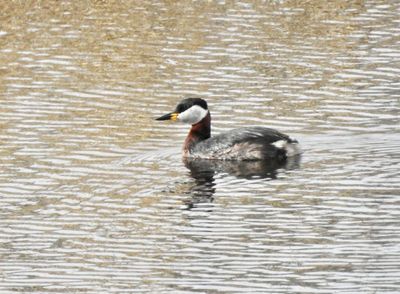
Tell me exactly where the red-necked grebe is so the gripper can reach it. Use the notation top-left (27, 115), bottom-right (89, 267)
top-left (156, 98), bottom-right (301, 161)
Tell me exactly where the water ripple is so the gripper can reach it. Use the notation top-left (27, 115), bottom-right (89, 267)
top-left (1, 1), bottom-right (400, 293)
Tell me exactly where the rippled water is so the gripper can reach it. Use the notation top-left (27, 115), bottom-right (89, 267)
top-left (1, 1), bottom-right (400, 293)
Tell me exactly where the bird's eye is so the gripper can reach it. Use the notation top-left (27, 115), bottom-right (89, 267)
top-left (176, 104), bottom-right (190, 113)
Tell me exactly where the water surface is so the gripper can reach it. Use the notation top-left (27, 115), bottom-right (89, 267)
top-left (1, 1), bottom-right (399, 293)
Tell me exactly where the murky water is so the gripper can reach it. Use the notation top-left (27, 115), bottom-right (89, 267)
top-left (1, 1), bottom-right (400, 293)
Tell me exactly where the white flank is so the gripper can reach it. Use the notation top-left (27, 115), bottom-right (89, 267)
top-left (272, 140), bottom-right (287, 149)
top-left (178, 105), bottom-right (208, 125)
top-left (272, 139), bottom-right (302, 157)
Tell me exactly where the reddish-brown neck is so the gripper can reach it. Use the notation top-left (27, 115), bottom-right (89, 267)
top-left (184, 111), bottom-right (211, 152)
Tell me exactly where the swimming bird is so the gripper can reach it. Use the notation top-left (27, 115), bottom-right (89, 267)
top-left (156, 98), bottom-right (301, 161)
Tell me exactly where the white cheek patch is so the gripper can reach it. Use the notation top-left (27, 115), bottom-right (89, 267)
top-left (178, 105), bottom-right (208, 125)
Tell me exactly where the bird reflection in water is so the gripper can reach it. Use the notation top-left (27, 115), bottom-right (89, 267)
top-left (182, 155), bottom-right (301, 210)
